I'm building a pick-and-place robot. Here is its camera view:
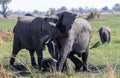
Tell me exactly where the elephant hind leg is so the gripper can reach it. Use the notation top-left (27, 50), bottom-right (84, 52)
top-left (68, 52), bottom-right (83, 72)
top-left (10, 36), bottom-right (21, 66)
top-left (82, 51), bottom-right (89, 72)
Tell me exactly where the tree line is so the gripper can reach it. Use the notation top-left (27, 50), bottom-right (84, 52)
top-left (0, 0), bottom-right (120, 18)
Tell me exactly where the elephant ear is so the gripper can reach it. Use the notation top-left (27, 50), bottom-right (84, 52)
top-left (57, 11), bottom-right (76, 33)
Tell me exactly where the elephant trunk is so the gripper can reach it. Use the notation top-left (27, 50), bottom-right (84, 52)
top-left (39, 34), bottom-right (51, 49)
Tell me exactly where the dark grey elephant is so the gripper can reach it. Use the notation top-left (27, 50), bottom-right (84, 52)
top-left (10, 15), bottom-right (58, 69)
top-left (98, 26), bottom-right (111, 44)
top-left (40, 58), bottom-right (57, 72)
top-left (39, 11), bottom-right (92, 72)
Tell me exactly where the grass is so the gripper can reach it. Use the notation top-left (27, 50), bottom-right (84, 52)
top-left (0, 17), bottom-right (17, 30)
top-left (0, 14), bottom-right (120, 78)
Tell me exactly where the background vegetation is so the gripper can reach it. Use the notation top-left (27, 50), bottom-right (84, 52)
top-left (0, 14), bottom-right (120, 78)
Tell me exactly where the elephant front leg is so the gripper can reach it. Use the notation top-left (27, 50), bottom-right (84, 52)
top-left (57, 37), bottom-right (74, 72)
top-left (47, 41), bottom-right (56, 59)
top-left (56, 52), bottom-right (68, 72)
top-left (36, 49), bottom-right (43, 70)
top-left (29, 49), bottom-right (37, 68)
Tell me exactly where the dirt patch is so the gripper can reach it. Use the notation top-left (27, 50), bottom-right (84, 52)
top-left (0, 29), bottom-right (13, 45)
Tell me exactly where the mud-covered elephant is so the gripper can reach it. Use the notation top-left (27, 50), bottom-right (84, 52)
top-left (39, 11), bottom-right (92, 72)
top-left (10, 15), bottom-right (58, 69)
top-left (98, 26), bottom-right (111, 44)
top-left (40, 58), bottom-right (57, 72)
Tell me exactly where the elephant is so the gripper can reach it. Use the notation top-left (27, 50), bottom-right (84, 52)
top-left (39, 11), bottom-right (92, 72)
top-left (40, 58), bottom-right (57, 72)
top-left (25, 13), bottom-right (33, 16)
top-left (10, 15), bottom-right (59, 69)
top-left (98, 26), bottom-right (111, 44)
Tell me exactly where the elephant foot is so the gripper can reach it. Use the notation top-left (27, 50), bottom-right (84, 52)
top-left (10, 58), bottom-right (15, 66)
top-left (32, 62), bottom-right (37, 69)
top-left (32, 65), bottom-right (38, 69)
top-left (10, 64), bottom-right (27, 71)
top-left (75, 65), bottom-right (82, 72)
top-left (83, 68), bottom-right (90, 72)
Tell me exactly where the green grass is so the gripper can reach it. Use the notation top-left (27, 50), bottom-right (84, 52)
top-left (0, 17), bottom-right (17, 30)
top-left (0, 14), bottom-right (120, 78)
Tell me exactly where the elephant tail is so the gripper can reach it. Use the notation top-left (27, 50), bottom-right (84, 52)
top-left (90, 41), bottom-right (101, 49)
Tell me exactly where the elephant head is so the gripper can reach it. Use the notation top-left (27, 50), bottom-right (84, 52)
top-left (36, 15), bottom-right (59, 65)
top-left (38, 15), bottom-right (59, 46)
top-left (56, 11), bottom-right (77, 34)
top-left (39, 11), bottom-right (77, 43)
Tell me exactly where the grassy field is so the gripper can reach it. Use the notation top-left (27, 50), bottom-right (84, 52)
top-left (0, 14), bottom-right (120, 78)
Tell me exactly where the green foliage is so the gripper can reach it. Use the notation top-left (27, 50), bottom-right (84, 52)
top-left (0, 0), bottom-right (11, 4)
top-left (112, 3), bottom-right (120, 12)
top-left (0, 14), bottom-right (120, 78)
top-left (0, 0), bottom-right (12, 18)
top-left (0, 18), bottom-right (16, 29)
top-left (49, 8), bottom-right (56, 15)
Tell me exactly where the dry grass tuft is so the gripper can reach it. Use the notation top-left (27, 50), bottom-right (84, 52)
top-left (0, 60), bottom-right (18, 78)
top-left (103, 63), bottom-right (116, 78)
top-left (0, 29), bottom-right (13, 43)
top-left (0, 38), bottom-right (5, 45)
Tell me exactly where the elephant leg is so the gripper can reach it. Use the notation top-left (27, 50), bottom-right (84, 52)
top-left (68, 52), bottom-right (83, 72)
top-left (57, 37), bottom-right (74, 72)
top-left (62, 60), bottom-right (72, 73)
top-left (29, 49), bottom-right (37, 68)
top-left (10, 36), bottom-right (21, 66)
top-left (33, 33), bottom-right (50, 70)
top-left (36, 47), bottom-right (44, 70)
top-left (10, 49), bottom-right (20, 66)
top-left (82, 51), bottom-right (89, 72)
top-left (56, 53), bottom-right (68, 72)
top-left (47, 41), bottom-right (56, 59)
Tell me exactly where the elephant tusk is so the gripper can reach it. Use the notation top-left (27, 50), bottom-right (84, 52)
top-left (45, 38), bottom-right (51, 44)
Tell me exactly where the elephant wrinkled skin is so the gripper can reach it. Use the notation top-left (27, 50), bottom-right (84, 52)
top-left (39, 12), bottom-right (92, 72)
top-left (10, 15), bottom-right (58, 70)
